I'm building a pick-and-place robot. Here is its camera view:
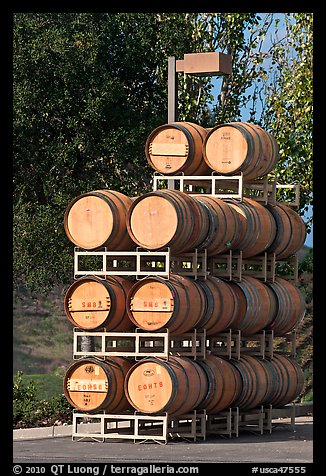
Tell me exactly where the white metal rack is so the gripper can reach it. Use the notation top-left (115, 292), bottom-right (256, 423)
top-left (72, 328), bottom-right (206, 360)
top-left (74, 247), bottom-right (208, 280)
top-left (74, 248), bottom-right (170, 279)
top-left (72, 328), bottom-right (296, 362)
top-left (73, 247), bottom-right (299, 284)
top-left (152, 172), bottom-right (301, 208)
top-left (72, 405), bottom-right (279, 442)
top-left (209, 250), bottom-right (298, 284)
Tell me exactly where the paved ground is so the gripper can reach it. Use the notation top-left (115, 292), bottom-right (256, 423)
top-left (13, 416), bottom-right (313, 464)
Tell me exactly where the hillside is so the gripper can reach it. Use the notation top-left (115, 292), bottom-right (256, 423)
top-left (13, 283), bottom-right (74, 375)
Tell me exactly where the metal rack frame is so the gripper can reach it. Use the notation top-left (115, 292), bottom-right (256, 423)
top-left (237, 405), bottom-right (272, 435)
top-left (72, 328), bottom-right (296, 361)
top-left (209, 250), bottom-right (298, 284)
top-left (207, 329), bottom-right (275, 360)
top-left (72, 403), bottom-right (299, 444)
top-left (74, 247), bottom-right (208, 280)
top-left (153, 172), bottom-right (244, 199)
top-left (72, 410), bottom-right (206, 444)
top-left (72, 328), bottom-right (206, 360)
top-left (74, 248), bottom-right (170, 279)
top-left (206, 407), bottom-right (239, 438)
top-left (153, 172), bottom-right (301, 208)
top-left (207, 329), bottom-right (297, 360)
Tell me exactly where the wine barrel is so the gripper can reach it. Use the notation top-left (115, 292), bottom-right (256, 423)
top-left (265, 354), bottom-right (305, 407)
top-left (229, 276), bottom-right (277, 336)
top-left (266, 203), bottom-right (306, 259)
top-left (195, 195), bottom-right (243, 255)
top-left (126, 274), bottom-right (206, 335)
top-left (195, 276), bottom-right (239, 335)
top-left (203, 122), bottom-right (279, 180)
top-left (230, 355), bottom-right (272, 410)
top-left (266, 277), bottom-right (306, 336)
top-left (145, 122), bottom-right (211, 175)
top-left (63, 356), bottom-right (133, 412)
top-left (126, 189), bottom-right (210, 254)
top-left (226, 198), bottom-right (277, 258)
top-left (124, 356), bottom-right (208, 415)
top-left (197, 354), bottom-right (242, 414)
top-left (64, 275), bottom-right (134, 331)
top-left (64, 189), bottom-right (134, 250)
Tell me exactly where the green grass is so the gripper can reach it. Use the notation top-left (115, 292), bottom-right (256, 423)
top-left (20, 373), bottom-right (64, 400)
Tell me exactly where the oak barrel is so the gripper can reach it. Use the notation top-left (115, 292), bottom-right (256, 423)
top-left (63, 356), bottom-right (133, 412)
top-left (266, 277), bottom-right (306, 336)
top-left (145, 122), bottom-right (211, 175)
top-left (197, 354), bottom-right (242, 414)
top-left (126, 189), bottom-right (210, 254)
top-left (64, 189), bottom-right (134, 250)
top-left (264, 353), bottom-right (305, 407)
top-left (203, 122), bottom-right (279, 180)
top-left (64, 275), bottom-right (134, 331)
top-left (124, 356), bottom-right (208, 415)
top-left (230, 355), bottom-right (272, 410)
top-left (195, 276), bottom-right (239, 335)
top-left (126, 274), bottom-right (206, 335)
top-left (266, 203), bottom-right (306, 259)
top-left (226, 198), bottom-right (277, 258)
top-left (195, 195), bottom-right (243, 255)
top-left (229, 276), bottom-right (277, 336)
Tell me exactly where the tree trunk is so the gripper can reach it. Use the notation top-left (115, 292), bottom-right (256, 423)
top-left (80, 335), bottom-right (95, 353)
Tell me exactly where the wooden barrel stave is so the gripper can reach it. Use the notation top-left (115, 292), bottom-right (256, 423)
top-left (229, 276), bottom-right (277, 336)
top-left (230, 355), bottom-right (270, 410)
top-left (197, 354), bottom-right (242, 414)
top-left (266, 277), bottom-right (306, 336)
top-left (196, 276), bottom-right (239, 335)
top-left (226, 198), bottom-right (277, 258)
top-left (126, 190), bottom-right (211, 254)
top-left (266, 203), bottom-right (306, 259)
top-left (195, 196), bottom-right (242, 255)
top-left (263, 354), bottom-right (305, 407)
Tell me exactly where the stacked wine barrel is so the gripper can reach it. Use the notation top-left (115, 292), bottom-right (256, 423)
top-left (62, 120), bottom-right (307, 434)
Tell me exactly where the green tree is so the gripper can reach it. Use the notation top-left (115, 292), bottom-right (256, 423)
top-left (13, 13), bottom-right (212, 292)
top-left (261, 13), bottom-right (313, 225)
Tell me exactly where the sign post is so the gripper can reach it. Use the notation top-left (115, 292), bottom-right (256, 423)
top-left (167, 51), bottom-right (232, 123)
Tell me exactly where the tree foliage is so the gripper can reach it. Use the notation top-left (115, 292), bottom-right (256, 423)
top-left (261, 13), bottom-right (313, 222)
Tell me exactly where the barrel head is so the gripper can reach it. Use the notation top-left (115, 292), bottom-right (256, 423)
top-left (129, 280), bottom-right (174, 331)
top-left (65, 279), bottom-right (111, 330)
top-left (66, 195), bottom-right (114, 249)
top-left (204, 126), bottom-right (248, 174)
top-left (125, 360), bottom-right (173, 414)
top-left (64, 361), bottom-right (109, 411)
top-left (129, 195), bottom-right (178, 249)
